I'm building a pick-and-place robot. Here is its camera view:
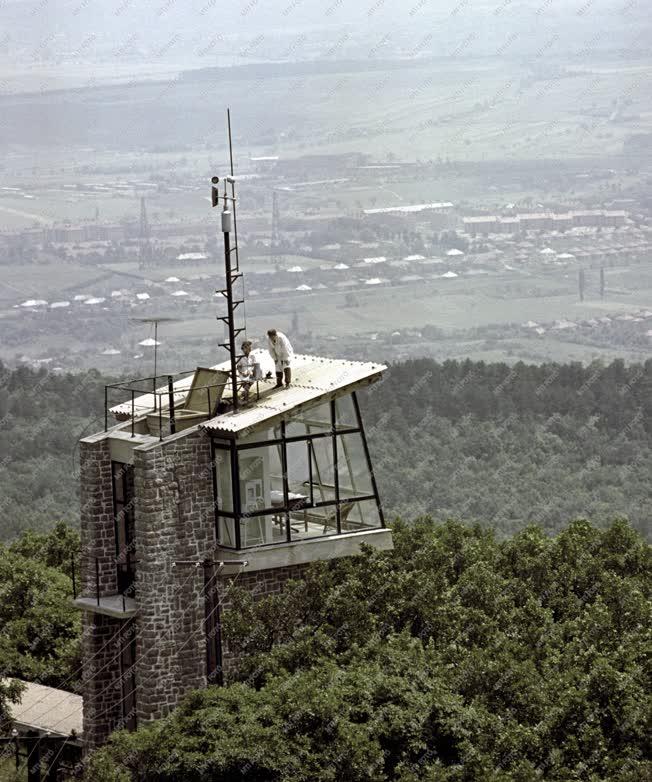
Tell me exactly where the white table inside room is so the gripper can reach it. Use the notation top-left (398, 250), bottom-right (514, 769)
top-left (270, 489), bottom-right (309, 534)
top-left (239, 490), bottom-right (309, 545)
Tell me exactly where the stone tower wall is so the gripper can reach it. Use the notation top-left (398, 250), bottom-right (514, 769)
top-left (79, 438), bottom-right (118, 598)
top-left (133, 429), bottom-right (216, 723)
top-left (81, 613), bottom-right (132, 749)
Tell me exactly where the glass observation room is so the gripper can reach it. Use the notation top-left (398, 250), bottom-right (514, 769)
top-left (211, 393), bottom-right (384, 549)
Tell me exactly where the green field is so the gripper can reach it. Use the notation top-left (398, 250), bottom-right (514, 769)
top-left (1, 53), bottom-right (651, 232)
top-left (3, 257), bottom-right (649, 369)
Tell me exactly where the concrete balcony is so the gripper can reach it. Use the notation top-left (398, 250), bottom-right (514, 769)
top-left (73, 593), bottom-right (138, 619)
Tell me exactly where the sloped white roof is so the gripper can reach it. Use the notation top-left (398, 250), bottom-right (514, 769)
top-left (363, 202), bottom-right (453, 214)
top-left (20, 299), bottom-right (48, 307)
top-left (7, 679), bottom-right (82, 739)
top-left (177, 252), bottom-right (207, 261)
top-left (202, 353), bottom-right (386, 435)
top-left (110, 352), bottom-right (385, 435)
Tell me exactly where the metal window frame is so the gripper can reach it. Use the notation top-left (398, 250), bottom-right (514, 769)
top-left (111, 461), bottom-right (136, 594)
top-left (352, 391), bottom-right (385, 527)
top-left (209, 393), bottom-right (385, 549)
top-left (118, 622), bottom-right (138, 731)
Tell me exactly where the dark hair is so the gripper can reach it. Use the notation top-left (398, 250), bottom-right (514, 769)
top-left (241, 340), bottom-right (252, 349)
top-left (267, 329), bottom-right (277, 337)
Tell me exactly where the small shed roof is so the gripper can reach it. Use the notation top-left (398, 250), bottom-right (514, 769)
top-left (7, 679), bottom-right (82, 739)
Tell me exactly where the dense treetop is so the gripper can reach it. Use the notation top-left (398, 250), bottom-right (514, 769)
top-left (1, 358), bottom-right (650, 541)
top-left (361, 358), bottom-right (651, 538)
top-left (86, 518), bottom-right (651, 782)
top-left (0, 523), bottom-right (81, 690)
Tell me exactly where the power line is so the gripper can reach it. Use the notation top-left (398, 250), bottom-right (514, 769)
top-left (43, 563), bottom-right (247, 740)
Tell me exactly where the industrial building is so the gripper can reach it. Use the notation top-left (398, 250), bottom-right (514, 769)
top-left (462, 209), bottom-right (627, 234)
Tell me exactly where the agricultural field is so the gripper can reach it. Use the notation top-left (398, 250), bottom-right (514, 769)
top-left (2, 256), bottom-right (650, 370)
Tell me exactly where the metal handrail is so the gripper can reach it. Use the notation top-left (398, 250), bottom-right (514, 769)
top-left (104, 371), bottom-right (254, 437)
top-left (70, 556), bottom-right (139, 613)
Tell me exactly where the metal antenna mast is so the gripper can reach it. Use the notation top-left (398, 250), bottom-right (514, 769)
top-left (212, 109), bottom-right (245, 411)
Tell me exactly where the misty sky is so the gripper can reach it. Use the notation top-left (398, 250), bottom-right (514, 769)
top-left (0, 0), bottom-right (649, 94)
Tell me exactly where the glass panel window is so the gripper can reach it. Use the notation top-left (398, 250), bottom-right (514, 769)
top-left (239, 449), bottom-right (268, 514)
top-left (113, 464), bottom-right (125, 502)
top-left (335, 395), bottom-right (357, 429)
top-left (286, 441), bottom-right (311, 499)
top-left (120, 631), bottom-right (137, 731)
top-left (285, 401), bottom-right (333, 437)
top-left (293, 502), bottom-right (339, 540)
top-left (310, 436), bottom-right (336, 503)
top-left (268, 441), bottom-right (284, 496)
top-left (218, 515), bottom-right (236, 548)
top-left (237, 443), bottom-right (282, 514)
top-left (337, 433), bottom-right (373, 497)
top-left (345, 499), bottom-right (382, 531)
top-left (240, 512), bottom-right (287, 547)
top-left (214, 448), bottom-right (233, 514)
top-left (112, 462), bottom-right (135, 594)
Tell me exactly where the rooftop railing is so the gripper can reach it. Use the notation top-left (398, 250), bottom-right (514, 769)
top-left (104, 370), bottom-right (240, 440)
top-left (70, 553), bottom-right (138, 614)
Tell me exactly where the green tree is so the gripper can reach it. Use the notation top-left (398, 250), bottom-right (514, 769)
top-left (0, 525), bottom-right (81, 688)
top-left (85, 519), bottom-right (651, 781)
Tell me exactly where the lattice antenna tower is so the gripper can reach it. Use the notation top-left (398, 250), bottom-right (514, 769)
top-left (211, 109), bottom-right (247, 411)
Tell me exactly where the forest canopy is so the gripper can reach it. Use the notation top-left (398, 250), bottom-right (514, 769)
top-left (85, 518), bottom-right (651, 782)
top-left (0, 358), bottom-right (650, 542)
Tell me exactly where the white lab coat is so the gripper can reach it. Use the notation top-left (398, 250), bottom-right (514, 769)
top-left (237, 352), bottom-right (256, 380)
top-left (267, 331), bottom-right (294, 372)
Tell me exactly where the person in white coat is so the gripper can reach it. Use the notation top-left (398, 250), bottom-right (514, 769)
top-left (236, 340), bottom-right (256, 402)
top-left (267, 328), bottom-right (293, 387)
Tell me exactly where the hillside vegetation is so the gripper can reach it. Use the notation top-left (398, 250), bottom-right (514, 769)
top-left (0, 358), bottom-right (650, 541)
top-left (362, 358), bottom-right (651, 538)
top-left (86, 518), bottom-right (651, 781)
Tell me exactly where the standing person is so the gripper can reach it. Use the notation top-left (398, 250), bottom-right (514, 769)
top-left (267, 328), bottom-right (293, 388)
top-left (237, 339), bottom-right (256, 402)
